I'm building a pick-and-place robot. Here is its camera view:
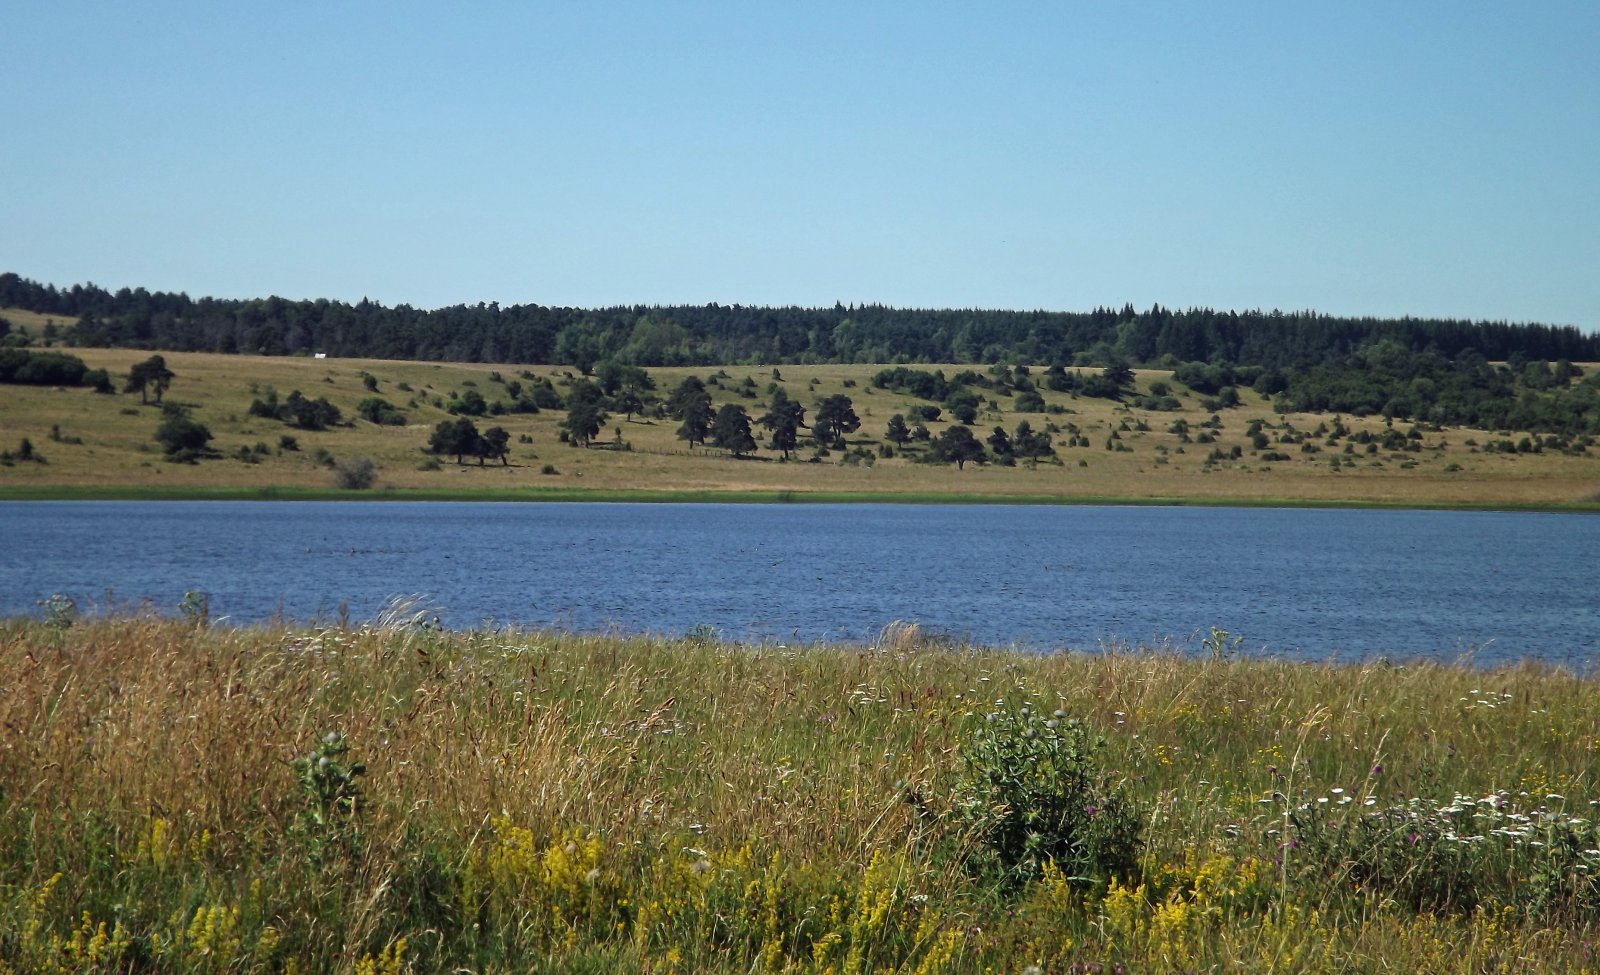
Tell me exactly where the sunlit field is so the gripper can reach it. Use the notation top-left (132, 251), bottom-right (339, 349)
top-left (4, 614), bottom-right (1599, 972)
top-left (2, 344), bottom-right (1597, 507)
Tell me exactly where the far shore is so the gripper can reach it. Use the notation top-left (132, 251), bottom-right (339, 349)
top-left (4, 482), bottom-right (1599, 514)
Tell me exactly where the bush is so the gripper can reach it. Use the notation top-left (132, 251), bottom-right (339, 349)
top-left (356, 397), bottom-right (407, 425)
top-left (0, 348), bottom-right (90, 386)
top-left (1014, 390), bottom-right (1047, 413)
top-left (332, 456), bottom-right (378, 490)
top-left (154, 406), bottom-right (213, 461)
top-left (951, 703), bottom-right (1141, 888)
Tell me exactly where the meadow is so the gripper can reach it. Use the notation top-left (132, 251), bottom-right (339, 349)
top-left (1, 339), bottom-right (1598, 507)
top-left (4, 614), bottom-right (1600, 973)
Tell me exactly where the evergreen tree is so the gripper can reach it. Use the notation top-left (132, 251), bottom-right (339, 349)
top-left (427, 417), bottom-right (481, 464)
top-left (125, 354), bottom-right (175, 404)
top-left (758, 388), bottom-right (806, 459)
top-left (475, 425), bottom-right (511, 465)
top-left (668, 376), bottom-right (713, 447)
top-left (932, 425), bottom-right (985, 469)
top-left (711, 403), bottom-right (757, 456)
top-left (813, 394), bottom-right (860, 444)
top-left (885, 413), bottom-right (911, 445)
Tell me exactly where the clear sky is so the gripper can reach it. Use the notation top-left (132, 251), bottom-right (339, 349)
top-left (4, 2), bottom-right (1597, 328)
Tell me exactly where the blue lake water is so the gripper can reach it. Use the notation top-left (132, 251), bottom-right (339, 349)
top-left (1, 500), bottom-right (1596, 669)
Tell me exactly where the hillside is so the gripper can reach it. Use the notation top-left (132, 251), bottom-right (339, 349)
top-left (1, 348), bottom-right (1597, 507)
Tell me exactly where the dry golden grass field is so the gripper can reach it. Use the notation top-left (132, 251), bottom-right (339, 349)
top-left (1, 338), bottom-right (1597, 506)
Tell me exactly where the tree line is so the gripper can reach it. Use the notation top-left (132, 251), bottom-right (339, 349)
top-left (5, 273), bottom-right (1595, 370)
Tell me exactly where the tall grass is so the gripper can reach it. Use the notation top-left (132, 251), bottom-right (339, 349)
top-left (2, 617), bottom-right (1598, 972)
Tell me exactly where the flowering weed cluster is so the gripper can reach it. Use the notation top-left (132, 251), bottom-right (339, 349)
top-left (1285, 788), bottom-right (1600, 920)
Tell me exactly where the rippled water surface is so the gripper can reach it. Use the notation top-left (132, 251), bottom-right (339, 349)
top-left (2, 501), bottom-right (1596, 667)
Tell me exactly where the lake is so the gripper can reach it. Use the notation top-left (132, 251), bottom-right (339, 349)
top-left (1, 500), bottom-right (1596, 668)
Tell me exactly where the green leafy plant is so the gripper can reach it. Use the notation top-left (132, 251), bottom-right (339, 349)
top-left (292, 732), bottom-right (367, 831)
top-left (178, 590), bottom-right (210, 627)
top-left (953, 703), bottom-right (1141, 887)
top-left (38, 593), bottom-right (77, 631)
top-left (1202, 626), bottom-right (1244, 660)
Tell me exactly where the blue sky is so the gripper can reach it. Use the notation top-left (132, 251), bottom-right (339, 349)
top-left (5, 2), bottom-right (1597, 328)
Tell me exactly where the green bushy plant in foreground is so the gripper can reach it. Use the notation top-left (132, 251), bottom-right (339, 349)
top-left (4, 618), bottom-right (1600, 973)
top-left (952, 703), bottom-right (1141, 887)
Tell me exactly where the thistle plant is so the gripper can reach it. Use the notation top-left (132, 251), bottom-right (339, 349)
top-left (38, 593), bottom-right (77, 631)
top-left (292, 732), bottom-right (366, 831)
top-left (953, 703), bottom-right (1142, 887)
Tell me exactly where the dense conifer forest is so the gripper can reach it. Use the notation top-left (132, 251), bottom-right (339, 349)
top-left (5, 272), bottom-right (1596, 369)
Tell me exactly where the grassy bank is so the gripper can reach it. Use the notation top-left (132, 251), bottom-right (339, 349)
top-left (2, 347), bottom-right (1598, 507)
top-left (4, 618), bottom-right (1600, 972)
top-left (4, 480), bottom-right (1600, 514)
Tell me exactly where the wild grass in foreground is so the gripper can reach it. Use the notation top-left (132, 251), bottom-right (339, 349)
top-left (3, 616), bottom-right (1599, 973)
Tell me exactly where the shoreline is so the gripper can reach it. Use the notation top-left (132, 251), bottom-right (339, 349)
top-left (3, 481), bottom-right (1598, 513)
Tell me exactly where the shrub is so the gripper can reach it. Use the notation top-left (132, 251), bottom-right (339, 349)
top-left (332, 456), bottom-right (378, 489)
top-left (1014, 390), bottom-right (1047, 412)
top-left (952, 703), bottom-right (1141, 887)
top-left (357, 397), bottom-right (407, 425)
top-left (155, 406), bottom-right (213, 461)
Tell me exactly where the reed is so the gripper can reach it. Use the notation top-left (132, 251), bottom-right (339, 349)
top-left (2, 616), bottom-right (1597, 972)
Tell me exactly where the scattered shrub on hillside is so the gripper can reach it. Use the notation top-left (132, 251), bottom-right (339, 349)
top-left (154, 404), bottom-right (214, 462)
top-left (356, 396), bottom-right (406, 425)
top-left (332, 456), bottom-right (378, 490)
